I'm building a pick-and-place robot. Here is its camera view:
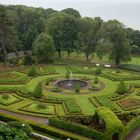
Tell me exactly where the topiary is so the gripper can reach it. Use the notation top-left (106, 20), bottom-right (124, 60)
top-left (117, 81), bottom-right (127, 94)
top-left (95, 66), bottom-right (102, 75)
top-left (45, 79), bottom-right (50, 86)
top-left (75, 84), bottom-right (80, 93)
top-left (94, 76), bottom-right (99, 84)
top-left (33, 82), bottom-right (42, 99)
top-left (65, 71), bottom-right (70, 79)
top-left (28, 65), bottom-right (37, 76)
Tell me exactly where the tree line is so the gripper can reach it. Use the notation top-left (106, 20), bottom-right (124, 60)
top-left (0, 4), bottom-right (140, 66)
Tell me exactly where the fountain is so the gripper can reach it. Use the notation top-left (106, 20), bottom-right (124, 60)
top-left (57, 71), bottom-right (87, 89)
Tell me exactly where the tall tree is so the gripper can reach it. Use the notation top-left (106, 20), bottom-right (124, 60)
top-left (97, 20), bottom-right (131, 65)
top-left (77, 17), bottom-right (102, 60)
top-left (0, 5), bottom-right (11, 66)
top-left (61, 8), bottom-right (81, 18)
top-left (33, 33), bottom-right (55, 63)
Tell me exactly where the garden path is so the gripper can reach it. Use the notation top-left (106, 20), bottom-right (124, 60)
top-left (0, 108), bottom-right (48, 124)
top-left (125, 126), bottom-right (140, 140)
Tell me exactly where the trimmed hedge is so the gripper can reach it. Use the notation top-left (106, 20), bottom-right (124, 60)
top-left (49, 117), bottom-right (102, 139)
top-left (0, 113), bottom-right (89, 140)
top-left (49, 107), bottom-right (124, 140)
top-left (119, 115), bottom-right (140, 140)
top-left (119, 64), bottom-right (140, 72)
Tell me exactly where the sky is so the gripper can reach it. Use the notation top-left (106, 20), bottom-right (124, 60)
top-left (0, 0), bottom-right (140, 30)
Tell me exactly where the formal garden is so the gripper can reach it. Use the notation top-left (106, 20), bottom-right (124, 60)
top-left (0, 63), bottom-right (140, 140)
top-left (1, 3), bottom-right (140, 140)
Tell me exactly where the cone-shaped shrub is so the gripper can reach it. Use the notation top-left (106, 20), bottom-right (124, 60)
top-left (33, 82), bottom-right (42, 99)
top-left (94, 76), bottom-right (99, 84)
top-left (28, 65), bottom-right (37, 76)
top-left (75, 83), bottom-right (80, 93)
top-left (117, 81), bottom-right (127, 94)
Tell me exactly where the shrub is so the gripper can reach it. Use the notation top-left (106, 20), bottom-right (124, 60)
top-left (2, 94), bottom-right (9, 100)
top-left (8, 121), bottom-right (32, 135)
top-left (33, 82), bottom-right (42, 99)
top-left (117, 81), bottom-right (127, 94)
top-left (75, 83), bottom-right (80, 93)
top-left (94, 76), bottom-right (99, 84)
top-left (95, 66), bottom-right (102, 75)
top-left (65, 71), bottom-right (70, 79)
top-left (28, 65), bottom-right (37, 76)
top-left (45, 79), bottom-right (50, 86)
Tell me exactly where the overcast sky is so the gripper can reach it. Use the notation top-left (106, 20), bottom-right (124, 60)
top-left (1, 0), bottom-right (140, 30)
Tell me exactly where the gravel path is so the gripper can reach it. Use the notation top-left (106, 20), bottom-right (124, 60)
top-left (0, 108), bottom-right (48, 124)
top-left (125, 126), bottom-right (140, 140)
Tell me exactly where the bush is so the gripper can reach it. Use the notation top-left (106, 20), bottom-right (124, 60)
top-left (45, 79), bottom-right (50, 86)
top-left (28, 65), bottom-right (37, 76)
top-left (65, 71), bottom-right (70, 79)
top-left (33, 82), bottom-right (42, 99)
top-left (117, 81), bottom-right (127, 94)
top-left (8, 121), bottom-right (32, 135)
top-left (75, 84), bottom-right (80, 93)
top-left (94, 76), bottom-right (99, 84)
top-left (95, 67), bottom-right (102, 75)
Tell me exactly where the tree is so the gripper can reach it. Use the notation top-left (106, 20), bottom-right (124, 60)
top-left (33, 82), bottom-right (42, 99)
top-left (98, 20), bottom-right (131, 65)
top-left (46, 12), bottom-right (66, 58)
top-left (117, 81), bottom-right (127, 94)
top-left (33, 33), bottom-right (55, 63)
top-left (77, 17), bottom-right (102, 60)
top-left (0, 5), bottom-right (11, 66)
top-left (61, 8), bottom-right (81, 18)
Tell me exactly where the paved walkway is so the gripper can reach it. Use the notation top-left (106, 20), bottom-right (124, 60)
top-left (125, 126), bottom-right (140, 140)
top-left (0, 108), bottom-right (48, 124)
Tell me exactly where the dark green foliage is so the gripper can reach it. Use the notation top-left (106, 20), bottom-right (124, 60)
top-left (8, 121), bottom-right (32, 135)
top-left (117, 81), bottom-right (127, 94)
top-left (75, 83), bottom-right (80, 93)
top-left (95, 66), bottom-right (102, 74)
top-left (45, 79), bottom-right (50, 86)
top-left (94, 76), bottom-right (99, 84)
top-left (33, 33), bottom-right (55, 63)
top-left (28, 65), bottom-right (37, 76)
top-left (0, 121), bottom-right (32, 140)
top-left (33, 82), bottom-right (42, 99)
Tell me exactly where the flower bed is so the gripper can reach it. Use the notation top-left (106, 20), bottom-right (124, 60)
top-left (117, 98), bottom-right (140, 111)
top-left (0, 94), bottom-right (22, 106)
top-left (101, 69), bottom-right (140, 81)
top-left (20, 102), bottom-right (56, 115)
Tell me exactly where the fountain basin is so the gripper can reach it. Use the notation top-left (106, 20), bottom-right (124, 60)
top-left (56, 79), bottom-right (87, 89)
